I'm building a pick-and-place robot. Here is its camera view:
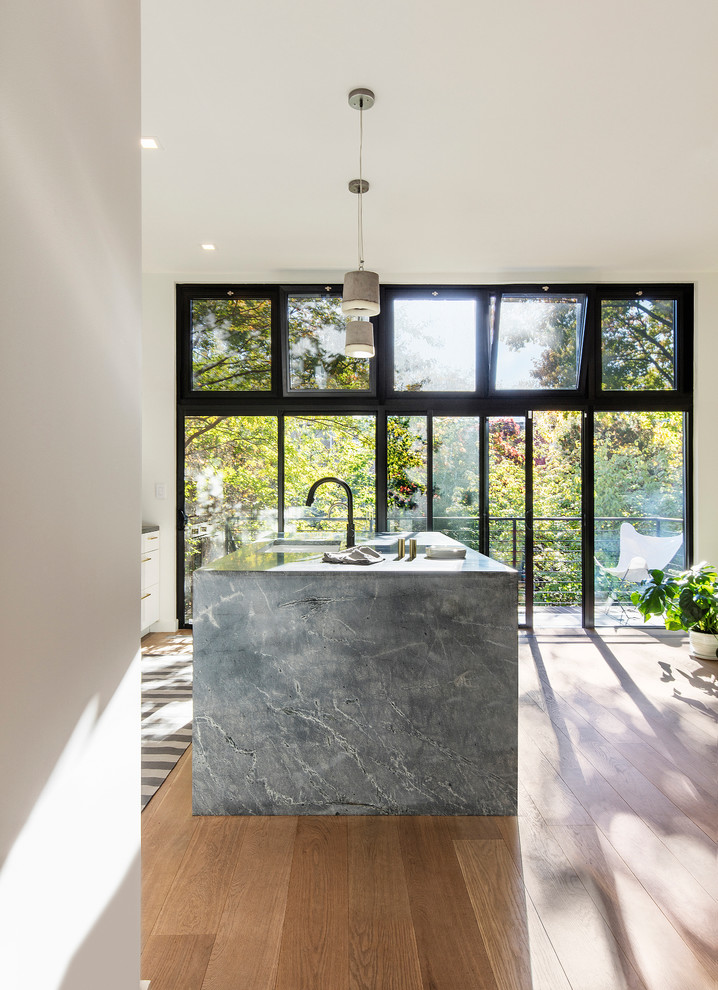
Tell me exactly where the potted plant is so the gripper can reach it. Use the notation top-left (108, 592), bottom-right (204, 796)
top-left (631, 562), bottom-right (718, 660)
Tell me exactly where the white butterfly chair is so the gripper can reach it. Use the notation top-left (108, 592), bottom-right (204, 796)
top-left (597, 522), bottom-right (683, 619)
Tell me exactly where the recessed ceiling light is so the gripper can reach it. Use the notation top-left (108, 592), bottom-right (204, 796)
top-left (140, 137), bottom-right (160, 149)
top-left (201, 244), bottom-right (216, 251)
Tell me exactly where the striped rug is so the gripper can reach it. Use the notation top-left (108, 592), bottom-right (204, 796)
top-left (141, 631), bottom-right (193, 810)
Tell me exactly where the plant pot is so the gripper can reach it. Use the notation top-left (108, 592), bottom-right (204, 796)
top-left (689, 630), bottom-right (718, 660)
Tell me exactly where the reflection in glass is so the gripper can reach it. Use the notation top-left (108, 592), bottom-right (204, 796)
top-left (493, 295), bottom-right (585, 390)
top-left (284, 416), bottom-right (375, 536)
top-left (433, 418), bottom-right (481, 549)
top-left (191, 297), bottom-right (272, 391)
top-left (288, 295), bottom-right (370, 391)
top-left (183, 416), bottom-right (279, 621)
top-left (533, 411), bottom-right (582, 625)
top-left (488, 417), bottom-right (526, 617)
top-left (387, 416), bottom-right (427, 530)
top-left (393, 298), bottom-right (476, 391)
top-left (601, 298), bottom-right (676, 391)
top-left (594, 411), bottom-right (685, 625)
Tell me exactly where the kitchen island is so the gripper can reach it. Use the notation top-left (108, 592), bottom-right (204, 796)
top-left (192, 533), bottom-right (517, 816)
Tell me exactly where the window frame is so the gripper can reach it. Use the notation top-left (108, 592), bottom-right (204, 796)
top-left (280, 285), bottom-right (378, 397)
top-left (176, 281), bottom-right (694, 629)
top-left (490, 290), bottom-right (588, 394)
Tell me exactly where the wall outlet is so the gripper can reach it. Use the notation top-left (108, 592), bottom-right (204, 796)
top-left (155, 482), bottom-right (167, 499)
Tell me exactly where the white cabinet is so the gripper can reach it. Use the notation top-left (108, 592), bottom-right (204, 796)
top-left (141, 528), bottom-right (160, 631)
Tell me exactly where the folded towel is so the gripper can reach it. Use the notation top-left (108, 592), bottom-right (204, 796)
top-left (322, 545), bottom-right (385, 565)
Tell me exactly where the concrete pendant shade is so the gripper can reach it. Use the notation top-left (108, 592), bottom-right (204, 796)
top-left (344, 319), bottom-right (375, 358)
top-left (342, 269), bottom-right (380, 316)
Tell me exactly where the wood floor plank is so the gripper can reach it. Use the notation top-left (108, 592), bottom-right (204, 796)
top-left (202, 816), bottom-right (297, 990)
top-left (542, 653), bottom-right (718, 776)
top-left (518, 732), bottom-right (593, 825)
top-left (522, 687), bottom-right (718, 896)
top-left (495, 815), bottom-right (647, 990)
top-left (140, 631), bottom-right (716, 988)
top-left (562, 681), bottom-right (716, 793)
top-left (154, 816), bottom-right (247, 935)
top-left (141, 750), bottom-right (197, 949)
top-left (441, 815), bottom-right (503, 838)
top-left (553, 825), bottom-right (717, 990)
top-left (587, 811), bottom-right (718, 977)
top-left (530, 632), bottom-right (716, 744)
top-left (455, 838), bottom-right (571, 990)
top-left (141, 739), bottom-right (193, 829)
top-left (140, 933), bottom-right (215, 990)
top-left (348, 817), bottom-right (423, 990)
top-left (398, 816), bottom-right (498, 990)
top-left (617, 740), bottom-right (718, 842)
top-left (275, 817), bottom-right (349, 990)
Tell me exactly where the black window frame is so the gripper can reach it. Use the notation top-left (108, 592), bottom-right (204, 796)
top-left (176, 281), bottom-right (694, 629)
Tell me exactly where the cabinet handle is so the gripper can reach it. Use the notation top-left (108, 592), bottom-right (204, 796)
top-left (142, 556), bottom-right (152, 562)
top-left (141, 593), bottom-right (151, 600)
top-left (146, 535), bottom-right (158, 540)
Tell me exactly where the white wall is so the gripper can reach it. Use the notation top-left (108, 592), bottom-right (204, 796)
top-left (142, 275), bottom-right (179, 631)
top-left (693, 273), bottom-right (718, 563)
top-left (0, 2), bottom-right (141, 988)
top-left (142, 268), bottom-right (718, 629)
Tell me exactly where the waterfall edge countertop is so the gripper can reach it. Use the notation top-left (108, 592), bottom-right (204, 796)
top-left (201, 530), bottom-right (512, 575)
top-left (192, 533), bottom-right (518, 817)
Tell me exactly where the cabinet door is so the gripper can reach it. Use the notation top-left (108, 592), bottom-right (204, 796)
top-left (141, 550), bottom-right (159, 591)
top-left (141, 587), bottom-right (159, 628)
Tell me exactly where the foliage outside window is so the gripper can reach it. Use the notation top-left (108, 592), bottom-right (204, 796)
top-left (532, 411), bottom-right (582, 608)
top-left (393, 298), bottom-right (476, 391)
top-left (432, 418), bottom-right (481, 548)
top-left (183, 415), bottom-right (279, 621)
top-left (191, 297), bottom-right (272, 391)
top-left (284, 416), bottom-right (376, 533)
top-left (601, 298), bottom-right (676, 390)
top-left (287, 295), bottom-right (370, 391)
top-left (594, 410), bottom-right (685, 617)
top-left (387, 416), bottom-right (427, 529)
top-left (493, 295), bottom-right (585, 390)
top-left (488, 417), bottom-right (526, 609)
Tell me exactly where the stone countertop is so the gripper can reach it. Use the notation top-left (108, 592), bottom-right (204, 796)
top-left (192, 529), bottom-right (518, 816)
top-left (200, 531), bottom-right (515, 576)
top-left (142, 523), bottom-right (160, 534)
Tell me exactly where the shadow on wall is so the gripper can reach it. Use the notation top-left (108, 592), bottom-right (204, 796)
top-left (60, 852), bottom-right (140, 990)
top-left (0, 657), bottom-right (140, 989)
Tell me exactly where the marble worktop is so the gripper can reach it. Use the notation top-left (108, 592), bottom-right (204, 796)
top-left (202, 531), bottom-right (512, 575)
top-left (192, 532), bottom-right (518, 817)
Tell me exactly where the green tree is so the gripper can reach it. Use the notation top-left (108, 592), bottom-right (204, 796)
top-left (287, 296), bottom-right (370, 390)
top-left (601, 299), bottom-right (675, 390)
top-left (387, 417), bottom-right (427, 520)
top-left (191, 298), bottom-right (272, 391)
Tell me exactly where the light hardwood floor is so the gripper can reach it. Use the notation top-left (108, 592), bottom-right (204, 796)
top-left (141, 629), bottom-right (717, 990)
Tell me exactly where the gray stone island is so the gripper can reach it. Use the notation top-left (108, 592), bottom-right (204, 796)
top-left (192, 532), bottom-right (518, 816)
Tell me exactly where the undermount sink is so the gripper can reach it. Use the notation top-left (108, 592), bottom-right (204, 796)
top-left (262, 538), bottom-right (342, 554)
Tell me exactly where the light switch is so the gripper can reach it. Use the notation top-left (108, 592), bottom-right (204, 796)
top-left (155, 482), bottom-right (167, 500)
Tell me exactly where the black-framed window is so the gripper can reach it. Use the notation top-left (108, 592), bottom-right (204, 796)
top-left (491, 293), bottom-right (587, 391)
top-left (190, 294), bottom-right (274, 392)
top-left (176, 281), bottom-right (693, 630)
top-left (600, 294), bottom-right (678, 392)
top-left (286, 293), bottom-right (374, 394)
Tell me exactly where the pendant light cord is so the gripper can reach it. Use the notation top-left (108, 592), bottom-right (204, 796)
top-left (357, 103), bottom-right (364, 271)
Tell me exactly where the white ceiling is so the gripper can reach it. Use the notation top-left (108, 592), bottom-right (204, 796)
top-left (141, 0), bottom-right (718, 279)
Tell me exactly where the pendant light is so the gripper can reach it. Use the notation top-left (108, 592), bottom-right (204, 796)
top-left (343, 88), bottom-right (378, 358)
